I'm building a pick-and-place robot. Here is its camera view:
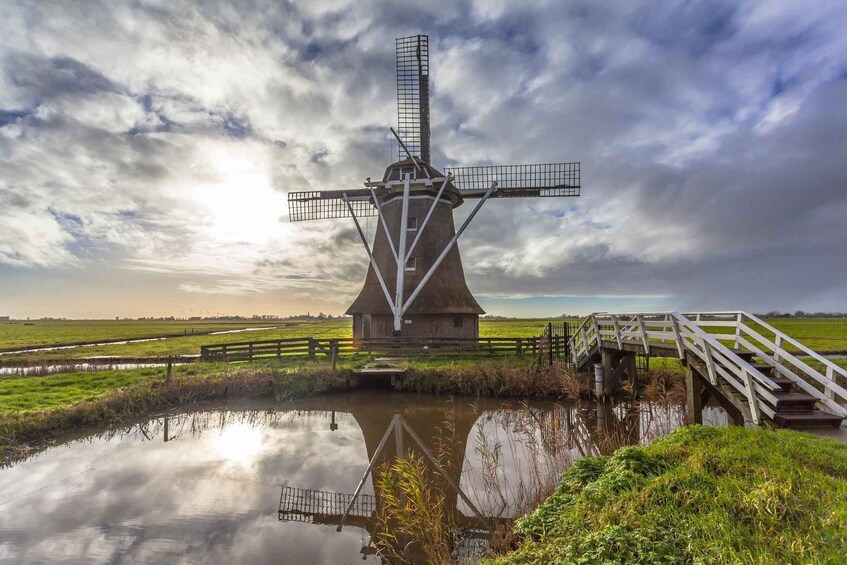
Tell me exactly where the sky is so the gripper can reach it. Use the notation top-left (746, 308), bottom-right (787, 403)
top-left (1, 1), bottom-right (846, 319)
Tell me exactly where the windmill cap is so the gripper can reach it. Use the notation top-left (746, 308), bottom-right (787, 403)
top-left (382, 158), bottom-right (446, 183)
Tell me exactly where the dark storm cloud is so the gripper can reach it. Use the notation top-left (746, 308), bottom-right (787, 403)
top-left (0, 0), bottom-right (846, 314)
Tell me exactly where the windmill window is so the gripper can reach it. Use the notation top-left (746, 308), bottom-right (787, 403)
top-left (453, 316), bottom-right (463, 328)
top-left (407, 217), bottom-right (417, 231)
top-left (405, 257), bottom-right (416, 271)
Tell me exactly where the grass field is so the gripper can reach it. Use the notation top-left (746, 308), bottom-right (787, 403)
top-left (1, 318), bottom-right (845, 363)
top-left (0, 319), bottom-right (558, 362)
top-left (0, 366), bottom-right (182, 413)
top-left (0, 319), bottom-right (290, 351)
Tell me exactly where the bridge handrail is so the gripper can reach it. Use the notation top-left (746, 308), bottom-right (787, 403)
top-left (675, 311), bottom-right (847, 412)
top-left (568, 310), bottom-right (847, 423)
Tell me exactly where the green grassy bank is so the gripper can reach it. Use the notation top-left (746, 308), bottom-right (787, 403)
top-left (488, 425), bottom-right (847, 564)
top-left (0, 361), bottom-right (351, 461)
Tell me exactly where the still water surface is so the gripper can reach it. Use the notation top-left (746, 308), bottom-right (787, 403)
top-left (0, 391), bottom-right (719, 563)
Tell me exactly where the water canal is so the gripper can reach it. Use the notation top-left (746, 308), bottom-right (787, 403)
top-left (0, 392), bottom-right (726, 563)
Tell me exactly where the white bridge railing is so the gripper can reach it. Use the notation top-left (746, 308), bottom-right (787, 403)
top-left (568, 311), bottom-right (847, 425)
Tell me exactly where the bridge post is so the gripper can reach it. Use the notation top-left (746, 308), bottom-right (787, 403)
top-left (622, 352), bottom-right (637, 387)
top-left (600, 348), bottom-right (613, 380)
top-left (686, 361), bottom-right (745, 426)
top-left (685, 364), bottom-right (704, 425)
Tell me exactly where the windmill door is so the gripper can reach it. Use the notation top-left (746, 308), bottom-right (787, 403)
top-left (362, 314), bottom-right (371, 338)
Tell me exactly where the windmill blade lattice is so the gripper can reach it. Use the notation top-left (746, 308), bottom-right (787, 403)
top-left (287, 189), bottom-right (377, 222)
top-left (446, 163), bottom-right (581, 198)
top-left (396, 34), bottom-right (430, 163)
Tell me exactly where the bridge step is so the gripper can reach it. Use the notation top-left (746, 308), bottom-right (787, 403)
top-left (773, 410), bottom-right (846, 428)
top-left (730, 349), bottom-right (756, 362)
top-left (768, 378), bottom-right (795, 393)
top-left (767, 391), bottom-right (819, 410)
top-left (749, 363), bottom-right (773, 376)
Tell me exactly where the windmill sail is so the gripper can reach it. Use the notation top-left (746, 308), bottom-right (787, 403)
top-left (446, 162), bottom-right (581, 198)
top-left (396, 35), bottom-right (430, 163)
top-left (287, 189), bottom-right (377, 222)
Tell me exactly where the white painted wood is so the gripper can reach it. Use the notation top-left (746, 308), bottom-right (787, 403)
top-left (733, 313), bottom-right (742, 350)
top-left (826, 366), bottom-right (836, 401)
top-left (745, 312), bottom-right (847, 379)
top-left (367, 185), bottom-right (398, 263)
top-left (612, 316), bottom-right (623, 349)
top-left (742, 368), bottom-right (762, 424)
top-left (739, 325), bottom-right (847, 400)
top-left (698, 333), bottom-right (718, 385)
top-left (565, 310), bottom-right (843, 425)
top-left (637, 315), bottom-right (650, 354)
top-left (406, 175), bottom-right (450, 258)
top-left (343, 193), bottom-right (396, 313)
top-left (401, 181), bottom-right (497, 316)
top-left (393, 175), bottom-right (411, 332)
top-left (670, 314), bottom-right (684, 358)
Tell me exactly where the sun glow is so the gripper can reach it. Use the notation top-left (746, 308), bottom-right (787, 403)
top-left (213, 422), bottom-right (264, 467)
top-left (191, 142), bottom-right (287, 245)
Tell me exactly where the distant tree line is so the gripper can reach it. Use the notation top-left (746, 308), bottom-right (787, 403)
top-left (758, 311), bottom-right (847, 319)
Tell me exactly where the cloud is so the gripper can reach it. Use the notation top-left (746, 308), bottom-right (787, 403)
top-left (0, 0), bottom-right (846, 315)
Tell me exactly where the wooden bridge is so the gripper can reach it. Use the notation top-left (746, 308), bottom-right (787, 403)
top-left (568, 311), bottom-right (847, 429)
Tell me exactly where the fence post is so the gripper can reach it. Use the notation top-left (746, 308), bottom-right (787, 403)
top-left (249, 343), bottom-right (254, 361)
top-left (331, 339), bottom-right (338, 371)
top-left (222, 344), bottom-right (228, 363)
top-left (166, 357), bottom-right (173, 384)
top-left (276, 341), bottom-right (281, 359)
top-left (548, 322), bottom-right (553, 366)
top-left (309, 338), bottom-right (316, 359)
top-left (200, 346), bottom-right (207, 361)
top-left (517, 338), bottom-right (523, 356)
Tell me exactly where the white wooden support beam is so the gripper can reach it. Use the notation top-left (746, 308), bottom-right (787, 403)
top-left (699, 333), bottom-right (718, 385)
top-left (590, 315), bottom-right (602, 349)
top-left (393, 175), bottom-right (411, 333)
top-left (637, 315), bottom-right (651, 355)
top-left (612, 316), bottom-right (623, 349)
top-left (742, 369), bottom-right (762, 425)
top-left (580, 324), bottom-right (589, 355)
top-left (670, 314), bottom-right (684, 359)
top-left (733, 312), bottom-right (742, 350)
top-left (367, 184), bottom-right (398, 264)
top-left (343, 193), bottom-right (396, 315)
top-left (406, 175), bottom-right (450, 258)
top-left (402, 181), bottom-right (497, 316)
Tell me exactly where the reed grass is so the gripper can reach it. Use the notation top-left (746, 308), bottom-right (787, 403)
top-left (373, 454), bottom-right (455, 563)
top-left (397, 361), bottom-right (587, 399)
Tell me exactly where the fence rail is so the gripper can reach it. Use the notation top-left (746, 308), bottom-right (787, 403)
top-left (200, 335), bottom-right (568, 363)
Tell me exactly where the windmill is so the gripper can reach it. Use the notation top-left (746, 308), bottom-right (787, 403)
top-left (288, 34), bottom-right (580, 338)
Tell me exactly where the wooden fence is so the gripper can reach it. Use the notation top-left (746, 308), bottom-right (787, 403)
top-left (200, 335), bottom-right (568, 363)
